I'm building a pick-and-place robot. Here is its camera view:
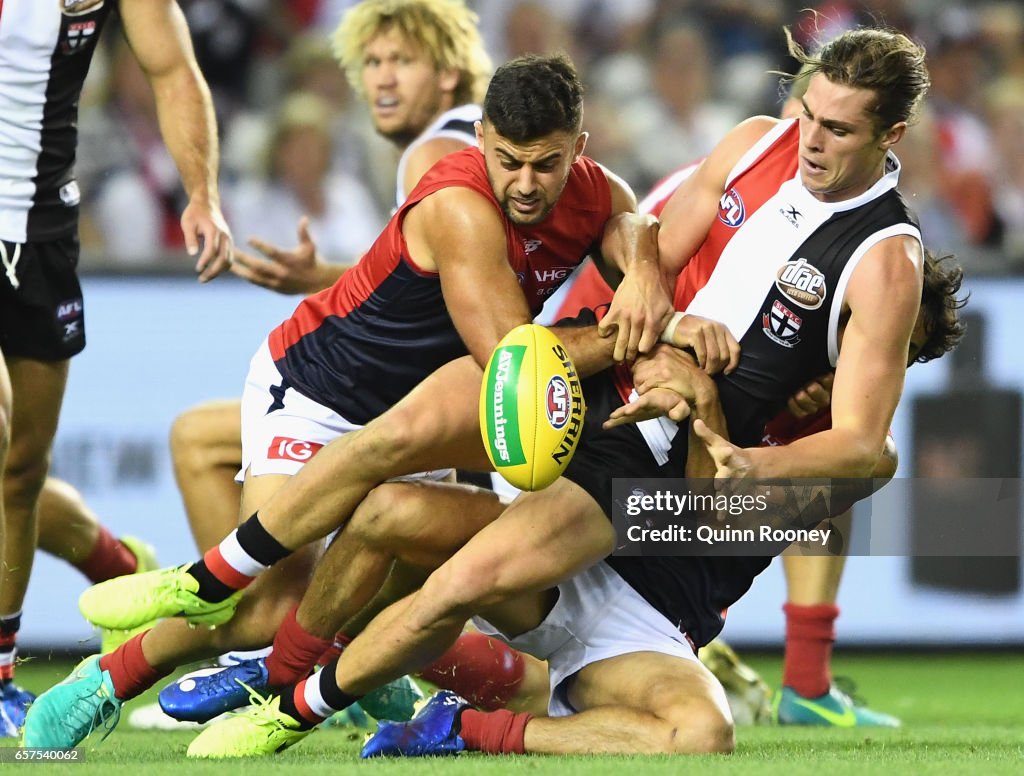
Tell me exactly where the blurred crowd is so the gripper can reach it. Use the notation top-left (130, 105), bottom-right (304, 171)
top-left (75, 0), bottom-right (1024, 273)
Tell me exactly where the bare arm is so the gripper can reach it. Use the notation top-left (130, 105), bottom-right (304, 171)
top-left (591, 167), bottom-right (671, 363)
top-left (657, 116), bottom-right (779, 278)
top-left (403, 187), bottom-right (534, 366)
top-left (120, 0), bottom-right (231, 281)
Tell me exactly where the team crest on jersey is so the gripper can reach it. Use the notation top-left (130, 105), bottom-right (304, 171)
top-left (523, 239), bottom-right (543, 254)
top-left (775, 258), bottom-right (827, 310)
top-left (762, 299), bottom-right (802, 348)
top-left (62, 20), bottom-right (98, 53)
top-left (718, 188), bottom-right (746, 227)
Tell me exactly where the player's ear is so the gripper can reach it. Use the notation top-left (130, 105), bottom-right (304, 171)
top-left (573, 131), bottom-right (588, 161)
top-left (439, 68), bottom-right (460, 95)
top-left (879, 121), bottom-right (906, 150)
top-left (475, 120), bottom-right (485, 151)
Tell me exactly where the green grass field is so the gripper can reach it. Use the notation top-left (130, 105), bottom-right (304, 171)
top-left (3, 652), bottom-right (1022, 775)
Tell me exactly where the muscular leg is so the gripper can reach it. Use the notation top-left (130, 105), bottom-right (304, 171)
top-left (0, 357), bottom-right (68, 616)
top-left (331, 478), bottom-right (616, 697)
top-left (292, 481), bottom-right (508, 644)
top-left (521, 652), bottom-right (734, 754)
top-left (782, 549), bottom-right (847, 605)
top-left (170, 400), bottom-right (243, 553)
top-left (253, 357), bottom-right (489, 551)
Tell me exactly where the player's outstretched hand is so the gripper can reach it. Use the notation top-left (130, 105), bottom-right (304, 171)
top-left (693, 419), bottom-right (753, 480)
top-left (181, 198), bottom-right (233, 282)
top-left (230, 216), bottom-right (341, 295)
top-left (604, 387), bottom-right (691, 429)
top-left (598, 263), bottom-right (673, 363)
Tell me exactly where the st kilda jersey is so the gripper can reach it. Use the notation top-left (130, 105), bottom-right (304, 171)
top-left (602, 119), bottom-right (921, 647)
top-left (269, 147), bottom-right (612, 424)
top-left (0, 0), bottom-right (114, 243)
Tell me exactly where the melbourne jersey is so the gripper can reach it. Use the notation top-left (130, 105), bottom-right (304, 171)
top-left (269, 147), bottom-right (612, 424)
top-left (394, 104), bottom-right (480, 209)
top-left (0, 0), bottom-right (113, 243)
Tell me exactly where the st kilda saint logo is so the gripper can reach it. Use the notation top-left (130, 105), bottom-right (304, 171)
top-left (762, 299), bottom-right (802, 348)
top-left (61, 20), bottom-right (98, 54)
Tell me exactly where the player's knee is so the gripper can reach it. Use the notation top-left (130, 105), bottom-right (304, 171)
top-left (348, 484), bottom-right (415, 549)
top-left (170, 406), bottom-right (215, 470)
top-left (664, 700), bottom-right (735, 755)
top-left (352, 406), bottom-right (434, 473)
top-left (3, 444), bottom-right (50, 508)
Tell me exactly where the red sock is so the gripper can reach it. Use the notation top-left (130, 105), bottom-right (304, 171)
top-left (459, 708), bottom-right (532, 754)
top-left (418, 633), bottom-right (526, 711)
top-left (782, 602), bottom-right (840, 698)
top-left (264, 606), bottom-right (332, 688)
top-left (77, 528), bottom-right (138, 583)
top-left (98, 631), bottom-right (171, 700)
top-left (316, 632), bottom-right (351, 669)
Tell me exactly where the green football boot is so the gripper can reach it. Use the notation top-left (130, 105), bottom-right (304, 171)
top-left (359, 675), bottom-right (424, 722)
top-left (21, 656), bottom-right (122, 748)
top-left (80, 564), bottom-right (241, 630)
top-left (774, 680), bottom-right (901, 727)
top-left (187, 693), bottom-right (313, 758)
top-left (100, 536), bottom-right (161, 653)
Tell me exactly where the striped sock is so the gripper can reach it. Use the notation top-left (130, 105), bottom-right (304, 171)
top-left (187, 513), bottom-right (291, 602)
top-left (279, 657), bottom-right (361, 730)
top-left (0, 612), bottom-right (21, 684)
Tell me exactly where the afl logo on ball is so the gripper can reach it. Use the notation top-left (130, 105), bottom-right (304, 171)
top-left (775, 258), bottom-right (827, 310)
top-left (718, 188), bottom-right (746, 227)
top-left (546, 376), bottom-right (570, 429)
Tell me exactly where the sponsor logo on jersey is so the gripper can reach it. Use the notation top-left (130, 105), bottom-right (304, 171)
top-left (62, 321), bottom-right (82, 342)
top-left (59, 181), bottom-right (81, 206)
top-left (546, 375), bottom-right (570, 429)
top-left (523, 238), bottom-right (543, 254)
top-left (61, 0), bottom-right (105, 17)
top-left (779, 204), bottom-right (802, 227)
top-left (762, 299), bottom-right (802, 348)
top-left (62, 21), bottom-right (98, 54)
top-left (534, 266), bottom-right (572, 284)
top-left (267, 436), bottom-right (324, 463)
top-left (718, 188), bottom-right (746, 227)
top-left (56, 298), bottom-right (83, 321)
top-left (775, 258), bottom-right (826, 310)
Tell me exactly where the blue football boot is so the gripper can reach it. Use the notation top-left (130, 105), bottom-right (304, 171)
top-left (1, 682), bottom-right (36, 737)
top-left (159, 658), bottom-right (269, 723)
top-left (360, 690), bottom-right (469, 758)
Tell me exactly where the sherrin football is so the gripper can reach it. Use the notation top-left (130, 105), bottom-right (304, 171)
top-left (479, 324), bottom-right (585, 491)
